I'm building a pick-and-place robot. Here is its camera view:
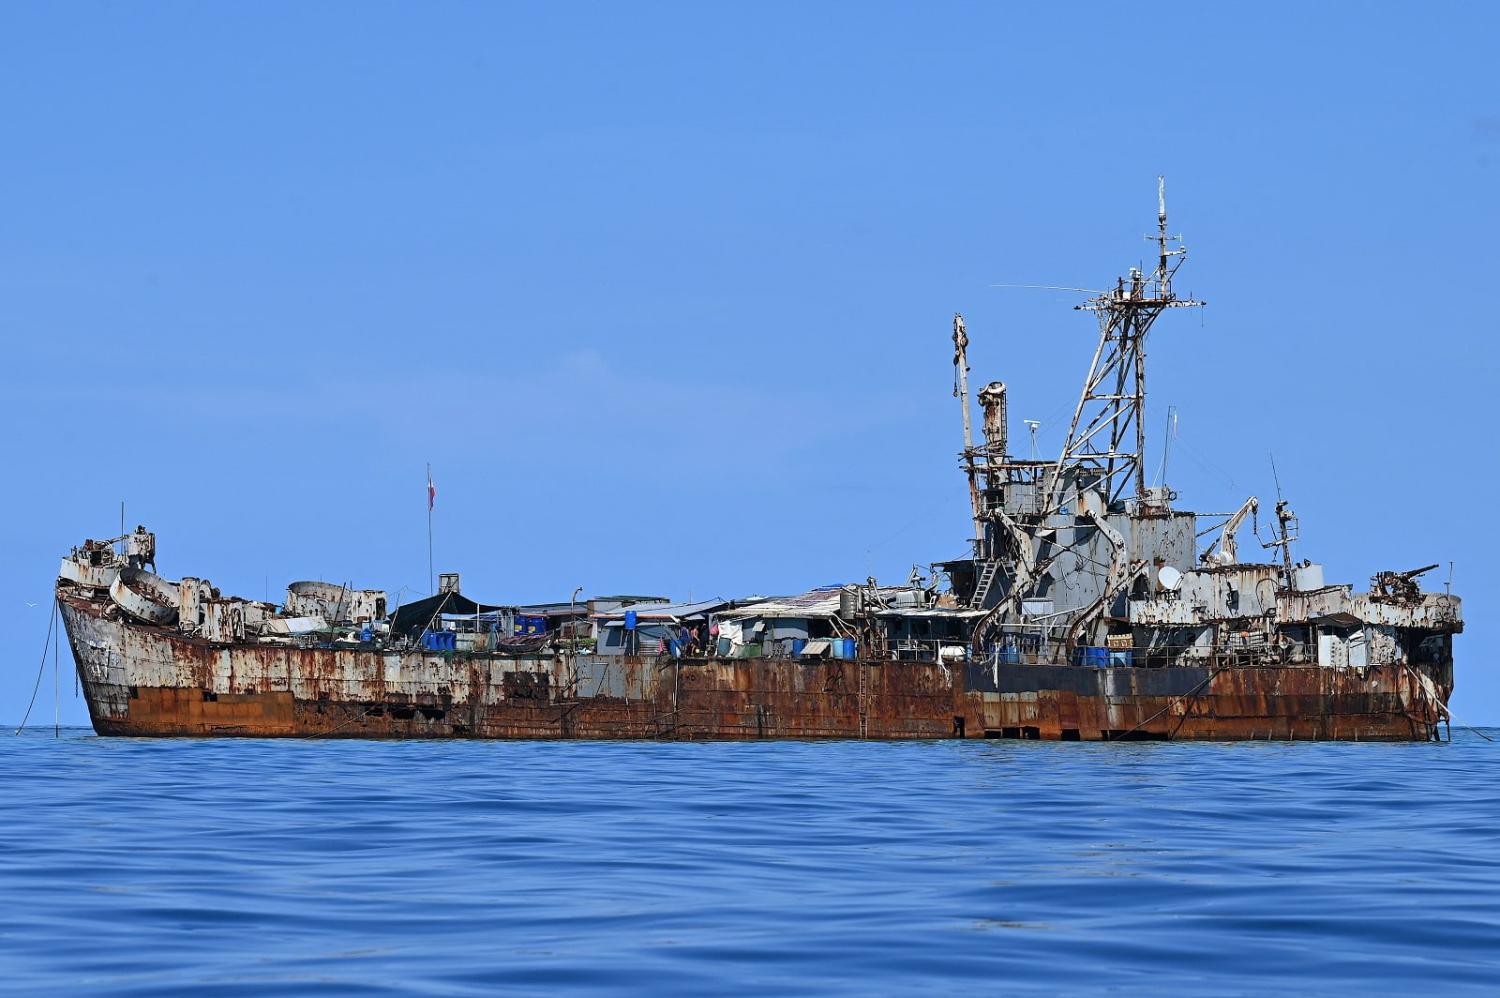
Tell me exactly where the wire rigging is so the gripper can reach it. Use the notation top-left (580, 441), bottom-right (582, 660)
top-left (14, 602), bottom-right (58, 736)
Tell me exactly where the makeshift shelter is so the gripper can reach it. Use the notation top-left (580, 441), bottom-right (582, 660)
top-left (389, 591), bottom-right (514, 640)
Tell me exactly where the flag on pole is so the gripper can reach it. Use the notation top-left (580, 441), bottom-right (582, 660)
top-left (427, 468), bottom-right (436, 511)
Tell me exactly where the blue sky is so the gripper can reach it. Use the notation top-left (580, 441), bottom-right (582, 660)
top-left (3, 2), bottom-right (1496, 723)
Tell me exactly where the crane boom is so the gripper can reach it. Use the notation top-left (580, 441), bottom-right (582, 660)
top-left (1204, 496), bottom-right (1259, 566)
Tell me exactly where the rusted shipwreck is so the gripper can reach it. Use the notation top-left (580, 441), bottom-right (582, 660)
top-left (55, 187), bottom-right (1462, 741)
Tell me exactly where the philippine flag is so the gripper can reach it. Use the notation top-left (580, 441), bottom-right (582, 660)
top-left (427, 469), bottom-right (437, 511)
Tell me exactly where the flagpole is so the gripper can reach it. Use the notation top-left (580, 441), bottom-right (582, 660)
top-left (426, 462), bottom-right (434, 594)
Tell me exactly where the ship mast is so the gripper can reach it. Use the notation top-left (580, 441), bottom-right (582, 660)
top-left (953, 313), bottom-right (983, 541)
top-left (1045, 177), bottom-right (1202, 513)
top-left (962, 181), bottom-right (1204, 647)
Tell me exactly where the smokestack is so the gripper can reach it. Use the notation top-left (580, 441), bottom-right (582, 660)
top-left (978, 381), bottom-right (1007, 458)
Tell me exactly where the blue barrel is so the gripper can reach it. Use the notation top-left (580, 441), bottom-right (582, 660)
top-left (792, 638), bottom-right (807, 657)
top-left (841, 637), bottom-right (856, 659)
top-left (1073, 646), bottom-right (1109, 668)
top-left (830, 639), bottom-right (846, 660)
top-left (623, 610), bottom-right (638, 631)
top-left (999, 641), bottom-right (1021, 665)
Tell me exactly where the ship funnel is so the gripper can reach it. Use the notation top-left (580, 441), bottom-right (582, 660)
top-left (978, 381), bottom-right (1007, 458)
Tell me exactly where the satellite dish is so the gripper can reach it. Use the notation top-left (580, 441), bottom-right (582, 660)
top-left (1158, 566), bottom-right (1183, 592)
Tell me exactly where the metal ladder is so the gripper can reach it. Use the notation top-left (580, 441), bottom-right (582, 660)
top-left (970, 560), bottom-right (999, 608)
top-left (857, 661), bottom-right (868, 739)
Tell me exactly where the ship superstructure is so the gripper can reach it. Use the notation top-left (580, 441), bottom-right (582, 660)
top-left (51, 187), bottom-right (1462, 741)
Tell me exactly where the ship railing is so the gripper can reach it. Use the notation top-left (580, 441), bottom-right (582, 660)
top-left (989, 642), bottom-right (1308, 670)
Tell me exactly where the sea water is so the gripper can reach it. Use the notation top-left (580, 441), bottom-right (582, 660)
top-left (2, 729), bottom-right (1498, 995)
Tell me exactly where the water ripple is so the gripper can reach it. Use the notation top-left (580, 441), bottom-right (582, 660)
top-left (2, 730), bottom-right (1498, 994)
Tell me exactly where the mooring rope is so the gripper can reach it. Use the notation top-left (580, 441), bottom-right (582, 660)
top-left (1404, 662), bottom-right (1492, 742)
top-left (14, 602), bottom-right (58, 735)
top-left (300, 706), bottom-right (378, 739)
top-left (1116, 665), bottom-right (1227, 741)
top-left (1446, 711), bottom-right (1493, 743)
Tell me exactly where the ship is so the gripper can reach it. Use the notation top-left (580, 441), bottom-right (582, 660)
top-left (54, 184), bottom-right (1462, 741)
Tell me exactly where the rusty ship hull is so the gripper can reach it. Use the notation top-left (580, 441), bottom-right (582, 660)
top-left (61, 594), bottom-right (1451, 742)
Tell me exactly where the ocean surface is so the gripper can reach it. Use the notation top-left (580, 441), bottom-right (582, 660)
top-left (2, 730), bottom-right (1498, 996)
